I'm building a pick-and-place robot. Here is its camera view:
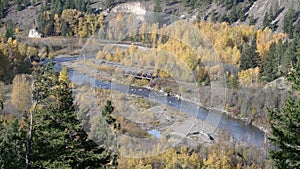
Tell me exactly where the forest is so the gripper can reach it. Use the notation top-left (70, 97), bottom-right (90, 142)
top-left (0, 0), bottom-right (299, 168)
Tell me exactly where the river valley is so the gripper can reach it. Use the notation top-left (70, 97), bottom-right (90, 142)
top-left (54, 55), bottom-right (267, 149)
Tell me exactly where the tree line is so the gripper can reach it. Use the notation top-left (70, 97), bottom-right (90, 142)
top-left (0, 37), bottom-right (33, 84)
top-left (37, 9), bottom-right (104, 37)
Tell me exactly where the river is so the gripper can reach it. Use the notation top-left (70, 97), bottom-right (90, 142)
top-left (54, 56), bottom-right (266, 148)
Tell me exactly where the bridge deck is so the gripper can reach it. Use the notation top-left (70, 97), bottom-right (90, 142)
top-left (124, 72), bottom-right (157, 80)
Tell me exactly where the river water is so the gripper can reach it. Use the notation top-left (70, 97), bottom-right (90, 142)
top-left (54, 56), bottom-right (266, 148)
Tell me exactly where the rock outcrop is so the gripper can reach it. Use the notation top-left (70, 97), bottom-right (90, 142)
top-left (111, 2), bottom-right (147, 15)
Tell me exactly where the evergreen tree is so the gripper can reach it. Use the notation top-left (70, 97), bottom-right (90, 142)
top-left (248, 15), bottom-right (256, 25)
top-left (37, 13), bottom-right (47, 36)
top-left (46, 13), bottom-right (55, 36)
top-left (240, 39), bottom-right (260, 70)
top-left (0, 3), bottom-right (4, 18)
top-left (283, 7), bottom-right (295, 38)
top-left (276, 40), bottom-right (287, 71)
top-left (239, 8), bottom-right (246, 22)
top-left (289, 61), bottom-right (300, 92)
top-left (0, 81), bottom-right (5, 110)
top-left (17, 0), bottom-right (22, 11)
top-left (0, 119), bottom-right (27, 169)
top-left (28, 61), bottom-right (117, 168)
top-left (263, 7), bottom-right (275, 30)
top-left (64, 0), bottom-right (75, 10)
top-left (2, 0), bottom-right (8, 7)
top-left (61, 21), bottom-right (69, 36)
top-left (5, 20), bottom-right (15, 40)
top-left (269, 62), bottom-right (300, 169)
top-left (24, 0), bottom-right (31, 6)
top-left (0, 50), bottom-right (9, 83)
top-left (52, 0), bottom-right (63, 14)
top-left (228, 6), bottom-right (238, 23)
top-left (225, 0), bottom-right (233, 10)
top-left (293, 20), bottom-right (300, 38)
top-left (218, 13), bottom-right (227, 22)
top-left (260, 42), bottom-right (279, 82)
top-left (154, 0), bottom-right (162, 12)
top-left (281, 44), bottom-right (294, 76)
top-left (102, 100), bottom-right (117, 128)
top-left (210, 9), bottom-right (216, 22)
top-left (281, 38), bottom-right (299, 76)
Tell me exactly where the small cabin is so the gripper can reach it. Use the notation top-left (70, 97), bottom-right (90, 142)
top-left (28, 29), bottom-right (41, 38)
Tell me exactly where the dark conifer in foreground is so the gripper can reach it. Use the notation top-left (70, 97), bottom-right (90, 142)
top-left (0, 61), bottom-right (118, 168)
top-left (269, 61), bottom-right (300, 169)
top-left (30, 61), bottom-right (116, 168)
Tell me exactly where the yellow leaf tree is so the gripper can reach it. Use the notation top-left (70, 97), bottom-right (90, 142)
top-left (11, 74), bottom-right (32, 114)
top-left (59, 66), bottom-right (70, 84)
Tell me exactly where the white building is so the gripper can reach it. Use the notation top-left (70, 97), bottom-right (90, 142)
top-left (28, 29), bottom-right (42, 38)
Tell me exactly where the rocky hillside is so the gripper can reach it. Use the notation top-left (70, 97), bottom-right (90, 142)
top-left (99, 0), bottom-right (300, 32)
top-left (0, 4), bottom-right (40, 33)
top-left (1, 0), bottom-right (299, 36)
top-left (246, 0), bottom-right (300, 31)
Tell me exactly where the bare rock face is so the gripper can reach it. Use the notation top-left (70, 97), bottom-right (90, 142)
top-left (247, 0), bottom-right (300, 31)
top-left (264, 77), bottom-right (291, 91)
top-left (111, 2), bottom-right (147, 15)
